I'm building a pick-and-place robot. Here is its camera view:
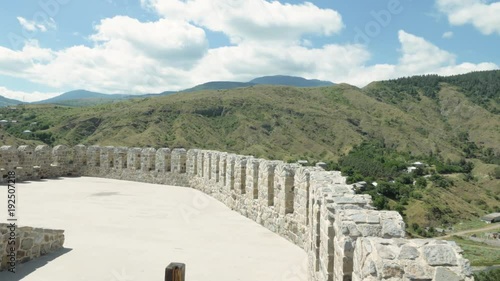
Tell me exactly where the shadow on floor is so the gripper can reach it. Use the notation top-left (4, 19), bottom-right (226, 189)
top-left (0, 248), bottom-right (72, 280)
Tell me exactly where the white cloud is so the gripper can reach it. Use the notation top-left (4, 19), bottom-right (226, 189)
top-left (337, 30), bottom-right (497, 86)
top-left (188, 42), bottom-right (370, 85)
top-left (396, 30), bottom-right (497, 75)
top-left (17, 16), bottom-right (56, 32)
top-left (442, 31), bottom-right (454, 38)
top-left (436, 0), bottom-right (500, 35)
top-left (0, 16), bottom-right (209, 94)
top-left (90, 16), bottom-right (208, 68)
top-left (0, 87), bottom-right (58, 102)
top-left (0, 40), bottom-right (55, 75)
top-left (140, 0), bottom-right (343, 44)
top-left (17, 17), bottom-right (37, 32)
top-left (398, 30), bottom-right (456, 73)
top-left (0, 5), bottom-right (497, 102)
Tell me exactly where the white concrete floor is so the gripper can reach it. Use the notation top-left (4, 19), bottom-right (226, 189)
top-left (0, 177), bottom-right (307, 281)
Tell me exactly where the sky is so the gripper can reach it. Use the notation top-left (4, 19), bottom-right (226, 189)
top-left (0, 0), bottom-right (499, 102)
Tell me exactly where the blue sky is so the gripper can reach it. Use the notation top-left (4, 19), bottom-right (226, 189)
top-left (0, 0), bottom-right (499, 101)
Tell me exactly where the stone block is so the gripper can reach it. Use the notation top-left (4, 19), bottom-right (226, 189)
top-left (20, 238), bottom-right (33, 251)
top-left (434, 267), bottom-right (461, 281)
top-left (423, 244), bottom-right (458, 266)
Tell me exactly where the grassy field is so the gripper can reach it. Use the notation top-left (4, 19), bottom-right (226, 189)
top-left (452, 220), bottom-right (490, 232)
top-left (447, 236), bottom-right (500, 266)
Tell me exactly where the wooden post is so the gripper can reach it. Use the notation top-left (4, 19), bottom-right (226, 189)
top-left (165, 263), bottom-right (186, 281)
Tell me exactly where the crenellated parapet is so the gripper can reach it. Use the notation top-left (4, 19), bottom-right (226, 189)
top-left (274, 163), bottom-right (299, 216)
top-left (1, 146), bottom-right (19, 176)
top-left (0, 145), bottom-right (474, 281)
top-left (210, 152), bottom-right (221, 183)
top-left (127, 147), bottom-right (142, 170)
top-left (171, 148), bottom-right (187, 174)
top-left (225, 154), bottom-right (236, 192)
top-left (52, 145), bottom-right (73, 177)
top-left (141, 148), bottom-right (156, 172)
top-left (185, 149), bottom-right (474, 281)
top-left (87, 145), bottom-right (101, 168)
top-left (74, 144), bottom-right (87, 168)
top-left (0, 145), bottom-right (191, 187)
top-left (17, 145), bottom-right (35, 180)
top-left (245, 158), bottom-right (260, 200)
top-left (257, 160), bottom-right (281, 207)
top-left (218, 152), bottom-right (228, 188)
top-left (233, 155), bottom-right (249, 196)
top-left (100, 146), bottom-right (115, 171)
top-left (155, 148), bottom-right (170, 173)
top-left (114, 147), bottom-right (128, 169)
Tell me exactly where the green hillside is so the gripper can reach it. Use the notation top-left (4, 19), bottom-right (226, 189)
top-left (0, 71), bottom-right (498, 235)
top-left (0, 96), bottom-right (23, 107)
top-left (33, 90), bottom-right (132, 107)
top-left (180, 81), bottom-right (256, 92)
top-left (30, 75), bottom-right (335, 107)
top-left (250, 75), bottom-right (334, 87)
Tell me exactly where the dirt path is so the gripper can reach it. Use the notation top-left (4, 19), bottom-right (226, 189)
top-left (439, 224), bottom-right (500, 239)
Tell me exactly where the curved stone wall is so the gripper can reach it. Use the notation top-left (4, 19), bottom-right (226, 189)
top-left (0, 145), bottom-right (474, 280)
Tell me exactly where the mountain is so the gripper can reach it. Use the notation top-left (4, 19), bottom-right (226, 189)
top-left (250, 75), bottom-right (334, 87)
top-left (8, 72), bottom-right (499, 161)
top-left (0, 95), bottom-right (24, 107)
top-left (36, 89), bottom-right (127, 102)
top-left (178, 75), bottom-right (334, 94)
top-left (30, 75), bottom-right (335, 107)
top-left (34, 90), bottom-right (130, 106)
top-left (1, 71), bottom-right (498, 239)
top-left (181, 81), bottom-right (256, 93)
top-left (145, 91), bottom-right (177, 97)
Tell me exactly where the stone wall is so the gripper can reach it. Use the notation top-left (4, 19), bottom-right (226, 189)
top-left (0, 145), bottom-right (190, 187)
top-left (0, 223), bottom-right (65, 271)
top-left (0, 145), bottom-right (474, 280)
top-left (187, 149), bottom-right (474, 281)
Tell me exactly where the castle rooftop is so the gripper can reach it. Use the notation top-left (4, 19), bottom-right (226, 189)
top-left (0, 177), bottom-right (307, 280)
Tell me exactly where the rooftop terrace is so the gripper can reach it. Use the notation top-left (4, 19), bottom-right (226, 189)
top-left (0, 177), bottom-right (307, 281)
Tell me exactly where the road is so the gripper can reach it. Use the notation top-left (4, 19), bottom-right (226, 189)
top-left (438, 224), bottom-right (500, 239)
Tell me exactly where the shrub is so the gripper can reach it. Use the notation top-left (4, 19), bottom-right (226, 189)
top-left (410, 191), bottom-right (423, 200)
top-left (430, 174), bottom-right (452, 188)
top-left (491, 167), bottom-right (500, 179)
top-left (394, 204), bottom-right (406, 215)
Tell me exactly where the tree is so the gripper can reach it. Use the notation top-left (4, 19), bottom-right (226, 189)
top-left (372, 195), bottom-right (389, 210)
top-left (377, 182), bottom-right (399, 199)
top-left (396, 174), bottom-right (413, 185)
top-left (415, 177), bottom-right (427, 188)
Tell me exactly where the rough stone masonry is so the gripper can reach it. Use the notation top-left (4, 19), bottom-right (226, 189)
top-left (0, 145), bottom-right (474, 280)
top-left (0, 223), bottom-right (65, 271)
